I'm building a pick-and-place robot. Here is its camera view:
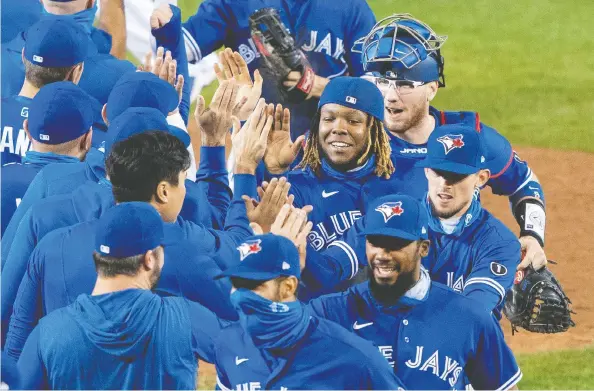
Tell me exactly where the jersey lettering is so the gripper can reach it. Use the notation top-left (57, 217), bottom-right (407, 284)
top-left (399, 148), bottom-right (427, 154)
top-left (446, 272), bottom-right (465, 293)
top-left (238, 39), bottom-right (260, 65)
top-left (301, 31), bottom-right (347, 63)
top-left (1, 126), bottom-right (30, 157)
top-left (406, 346), bottom-right (463, 387)
top-left (308, 210), bottom-right (362, 250)
top-left (235, 382), bottom-right (261, 391)
top-left (378, 345), bottom-right (395, 368)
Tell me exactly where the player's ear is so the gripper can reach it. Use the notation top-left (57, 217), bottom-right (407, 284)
top-left (69, 62), bottom-right (84, 85)
top-left (101, 104), bottom-right (109, 126)
top-left (142, 249), bottom-right (156, 271)
top-left (477, 169), bottom-right (490, 187)
top-left (280, 276), bottom-right (299, 301)
top-left (419, 240), bottom-right (430, 257)
top-left (155, 181), bottom-right (169, 204)
top-left (427, 81), bottom-right (438, 102)
top-left (23, 119), bottom-right (30, 137)
top-left (82, 127), bottom-right (93, 152)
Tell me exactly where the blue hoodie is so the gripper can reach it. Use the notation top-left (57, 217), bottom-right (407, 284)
top-left (18, 289), bottom-right (222, 390)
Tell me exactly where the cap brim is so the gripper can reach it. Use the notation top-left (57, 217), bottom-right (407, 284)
top-left (214, 269), bottom-right (282, 281)
top-left (360, 228), bottom-right (420, 241)
top-left (167, 125), bottom-right (191, 148)
top-left (416, 158), bottom-right (479, 175)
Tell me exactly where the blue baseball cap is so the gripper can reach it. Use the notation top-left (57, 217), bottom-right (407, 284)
top-left (104, 107), bottom-right (191, 155)
top-left (24, 17), bottom-right (88, 68)
top-left (368, 54), bottom-right (440, 83)
top-left (361, 194), bottom-right (428, 241)
top-left (417, 124), bottom-right (486, 175)
top-left (318, 76), bottom-right (384, 121)
top-left (28, 81), bottom-right (98, 144)
top-left (95, 202), bottom-right (165, 258)
top-left (215, 234), bottom-right (301, 281)
top-left (106, 72), bottom-right (179, 122)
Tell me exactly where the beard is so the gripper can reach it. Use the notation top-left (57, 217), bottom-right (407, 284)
top-left (149, 264), bottom-right (163, 290)
top-left (368, 266), bottom-right (417, 307)
top-left (428, 195), bottom-right (466, 219)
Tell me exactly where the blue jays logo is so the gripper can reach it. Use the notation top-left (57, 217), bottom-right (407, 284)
top-left (437, 134), bottom-right (465, 154)
top-left (375, 202), bottom-right (404, 223)
top-left (237, 239), bottom-right (262, 261)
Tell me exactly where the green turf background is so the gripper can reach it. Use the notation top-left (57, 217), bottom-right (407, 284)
top-left (176, 1), bottom-right (594, 388)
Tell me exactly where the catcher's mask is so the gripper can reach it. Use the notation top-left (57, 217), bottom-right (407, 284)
top-left (352, 14), bottom-right (447, 87)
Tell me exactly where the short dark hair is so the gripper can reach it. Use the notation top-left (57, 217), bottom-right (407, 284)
top-left (23, 58), bottom-right (79, 88)
top-left (93, 251), bottom-right (145, 277)
top-left (105, 131), bottom-right (191, 203)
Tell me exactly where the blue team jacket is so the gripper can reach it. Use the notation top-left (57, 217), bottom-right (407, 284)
top-left (17, 289), bottom-right (223, 390)
top-left (308, 271), bottom-right (523, 390)
top-left (214, 315), bottom-right (404, 390)
top-left (182, 0), bottom-right (375, 138)
top-left (1, 152), bottom-right (79, 235)
top-left (3, 215), bottom-right (244, 360)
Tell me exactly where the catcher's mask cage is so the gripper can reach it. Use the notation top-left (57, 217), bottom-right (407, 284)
top-left (352, 14), bottom-right (448, 87)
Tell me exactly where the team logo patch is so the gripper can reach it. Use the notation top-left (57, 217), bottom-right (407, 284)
top-left (490, 262), bottom-right (508, 276)
top-left (237, 239), bottom-right (262, 261)
top-left (32, 55), bottom-right (44, 63)
top-left (99, 245), bottom-right (110, 254)
top-left (437, 134), bottom-right (465, 154)
top-left (269, 302), bottom-right (290, 313)
top-left (346, 96), bottom-right (357, 104)
top-left (39, 134), bottom-right (50, 141)
top-left (375, 202), bottom-right (404, 223)
top-left (282, 261), bottom-right (291, 270)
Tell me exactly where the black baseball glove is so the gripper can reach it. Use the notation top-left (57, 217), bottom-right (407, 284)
top-left (503, 264), bottom-right (575, 334)
top-left (249, 7), bottom-right (315, 103)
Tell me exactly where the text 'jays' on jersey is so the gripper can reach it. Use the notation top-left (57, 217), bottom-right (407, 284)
top-left (182, 0), bottom-right (376, 136)
top-left (388, 107), bottom-right (535, 201)
top-left (308, 270), bottom-right (523, 390)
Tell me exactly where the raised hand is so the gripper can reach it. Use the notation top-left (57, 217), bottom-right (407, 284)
top-left (194, 79), bottom-right (247, 146)
top-left (139, 46), bottom-right (184, 106)
top-left (149, 4), bottom-right (173, 29)
top-left (243, 177), bottom-right (295, 233)
top-left (231, 99), bottom-right (274, 174)
top-left (215, 48), bottom-right (263, 121)
top-left (267, 204), bottom-right (314, 271)
top-left (263, 104), bottom-right (305, 174)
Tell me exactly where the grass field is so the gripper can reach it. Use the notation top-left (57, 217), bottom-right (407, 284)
top-left (176, 1), bottom-right (594, 389)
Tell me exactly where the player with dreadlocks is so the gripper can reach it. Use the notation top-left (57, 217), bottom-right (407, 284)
top-left (258, 76), bottom-right (404, 299)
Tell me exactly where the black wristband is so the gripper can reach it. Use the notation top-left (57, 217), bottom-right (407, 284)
top-left (513, 199), bottom-right (546, 247)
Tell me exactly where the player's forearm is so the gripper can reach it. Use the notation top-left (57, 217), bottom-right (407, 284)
top-left (509, 174), bottom-right (546, 246)
top-left (98, 0), bottom-right (127, 59)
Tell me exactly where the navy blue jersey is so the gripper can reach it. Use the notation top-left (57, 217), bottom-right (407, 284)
top-left (214, 315), bottom-right (404, 390)
top-left (17, 289), bottom-right (223, 390)
top-left (389, 107), bottom-right (534, 200)
top-left (182, 0), bottom-right (375, 137)
top-left (4, 218), bottom-right (239, 360)
top-left (308, 271), bottom-right (522, 390)
top-left (0, 96), bottom-right (33, 165)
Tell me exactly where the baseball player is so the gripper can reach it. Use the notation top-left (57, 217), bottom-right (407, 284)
top-left (308, 194), bottom-right (522, 390)
top-left (315, 124), bottom-right (522, 316)
top-left (355, 14), bottom-right (547, 272)
top-left (17, 202), bottom-right (225, 389)
top-left (213, 233), bottom-right (405, 390)
top-left (2, 129), bottom-right (246, 358)
top-left (1, 71), bottom-right (181, 263)
top-left (1, 0), bottom-right (112, 99)
top-left (182, 0), bottom-right (376, 138)
top-left (0, 18), bottom-right (88, 167)
top-left (1, 81), bottom-right (96, 236)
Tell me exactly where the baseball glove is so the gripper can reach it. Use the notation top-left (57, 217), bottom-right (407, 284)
top-left (249, 7), bottom-right (315, 103)
top-left (503, 264), bottom-right (575, 334)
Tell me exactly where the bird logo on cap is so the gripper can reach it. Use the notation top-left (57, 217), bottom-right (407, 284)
top-left (437, 134), bottom-right (465, 154)
top-left (375, 202), bottom-right (405, 223)
top-left (237, 239), bottom-right (262, 261)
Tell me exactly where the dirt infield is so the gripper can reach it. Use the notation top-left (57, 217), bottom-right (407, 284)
top-left (482, 146), bottom-right (594, 354)
top-left (196, 146), bottom-right (594, 380)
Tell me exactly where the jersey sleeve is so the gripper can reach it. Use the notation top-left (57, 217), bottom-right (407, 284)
top-left (17, 326), bottom-right (49, 390)
top-left (4, 247), bottom-right (44, 360)
top-left (481, 124), bottom-right (532, 196)
top-left (466, 313), bottom-right (522, 390)
top-left (1, 169), bottom-right (47, 267)
top-left (187, 300), bottom-right (225, 363)
top-left (307, 291), bottom-right (352, 328)
top-left (213, 335), bottom-right (233, 391)
top-left (363, 344), bottom-right (406, 390)
top-left (182, 0), bottom-right (230, 63)
top-left (343, 0), bottom-right (376, 77)
top-left (463, 233), bottom-right (521, 313)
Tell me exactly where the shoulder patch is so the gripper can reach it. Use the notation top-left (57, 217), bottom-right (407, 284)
top-left (490, 262), bottom-right (508, 276)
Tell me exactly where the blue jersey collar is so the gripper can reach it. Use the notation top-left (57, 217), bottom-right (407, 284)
top-left (363, 267), bottom-right (432, 311)
top-left (22, 151), bottom-right (79, 167)
top-left (425, 192), bottom-right (483, 237)
top-left (320, 155), bottom-right (376, 181)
